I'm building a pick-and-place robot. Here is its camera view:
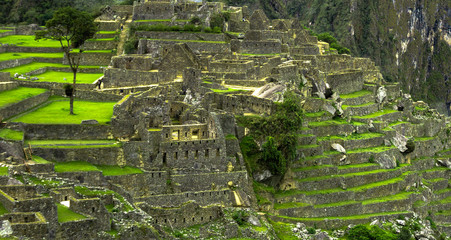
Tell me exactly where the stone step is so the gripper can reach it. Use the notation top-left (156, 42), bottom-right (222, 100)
top-left (423, 178), bottom-right (448, 192)
top-left (345, 146), bottom-right (399, 165)
top-left (304, 111), bottom-right (333, 123)
top-left (277, 192), bottom-right (417, 218)
top-left (434, 188), bottom-right (451, 200)
top-left (421, 168), bottom-right (450, 180)
top-left (337, 163), bottom-right (381, 175)
top-left (343, 102), bottom-right (379, 117)
top-left (268, 211), bottom-right (413, 229)
top-left (293, 151), bottom-right (343, 168)
top-left (292, 163), bottom-right (381, 180)
top-left (223, 79), bottom-right (266, 87)
top-left (308, 120), bottom-right (357, 138)
top-left (294, 167), bottom-right (403, 192)
top-left (296, 144), bottom-right (323, 158)
top-left (340, 90), bottom-right (375, 106)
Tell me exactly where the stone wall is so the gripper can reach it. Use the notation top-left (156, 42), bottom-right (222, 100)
top-left (82, 40), bottom-right (118, 51)
top-left (23, 124), bottom-right (112, 140)
top-left (139, 39), bottom-right (230, 53)
top-left (0, 81), bottom-right (18, 91)
top-left (139, 202), bottom-right (222, 228)
top-left (0, 46), bottom-right (62, 53)
top-left (51, 89), bottom-right (122, 102)
top-left (133, 2), bottom-right (174, 20)
top-left (103, 68), bottom-right (176, 88)
top-left (231, 39), bottom-right (282, 54)
top-left (69, 197), bottom-right (110, 231)
top-left (136, 31), bottom-right (226, 42)
top-left (56, 171), bottom-right (104, 186)
top-left (106, 172), bottom-right (166, 197)
top-left (33, 146), bottom-right (123, 165)
top-left (63, 52), bottom-right (114, 66)
top-left (111, 55), bottom-right (156, 71)
top-left (326, 70), bottom-right (364, 94)
top-left (96, 21), bottom-right (120, 32)
top-left (136, 189), bottom-right (231, 207)
top-left (1, 212), bottom-right (48, 239)
top-left (57, 218), bottom-right (97, 240)
top-left (0, 58), bottom-right (33, 71)
top-left (18, 81), bottom-right (94, 91)
top-left (0, 73), bottom-right (10, 82)
top-left (0, 91), bottom-right (50, 120)
top-left (172, 171), bottom-right (248, 192)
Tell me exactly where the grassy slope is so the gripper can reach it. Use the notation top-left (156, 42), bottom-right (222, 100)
top-left (0, 35), bottom-right (66, 48)
top-left (32, 71), bottom-right (103, 84)
top-left (11, 100), bottom-right (116, 124)
top-left (0, 62), bottom-right (102, 76)
top-left (57, 204), bottom-right (87, 222)
top-left (0, 52), bottom-right (64, 61)
top-left (0, 87), bottom-right (48, 108)
top-left (0, 129), bottom-right (24, 141)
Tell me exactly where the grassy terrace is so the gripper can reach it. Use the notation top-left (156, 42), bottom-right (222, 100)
top-left (1, 62), bottom-right (102, 77)
top-left (26, 140), bottom-right (121, 148)
top-left (347, 145), bottom-right (395, 154)
top-left (211, 88), bottom-right (249, 93)
top-left (97, 31), bottom-right (119, 34)
top-left (296, 168), bottom-right (400, 183)
top-left (145, 38), bottom-right (227, 44)
top-left (274, 211), bottom-right (410, 221)
top-left (11, 99), bottom-right (116, 124)
top-left (308, 118), bottom-right (365, 127)
top-left (0, 128), bottom-right (23, 141)
top-left (342, 102), bottom-right (374, 110)
top-left (340, 90), bottom-right (372, 99)
top-left (276, 171), bottom-right (413, 198)
top-left (0, 35), bottom-right (67, 48)
top-left (0, 167), bottom-right (8, 176)
top-left (57, 204), bottom-right (87, 223)
top-left (0, 52), bottom-right (64, 61)
top-left (52, 160), bottom-right (143, 176)
top-left (0, 87), bottom-right (47, 108)
top-left (32, 71), bottom-right (103, 84)
top-left (317, 132), bottom-right (384, 141)
top-left (353, 109), bottom-right (398, 119)
top-left (0, 30), bottom-right (12, 33)
top-left (86, 38), bottom-right (117, 41)
top-left (0, 202), bottom-right (8, 215)
top-left (134, 19), bottom-right (189, 22)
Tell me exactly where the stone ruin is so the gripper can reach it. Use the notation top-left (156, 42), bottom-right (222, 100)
top-left (0, 1), bottom-right (448, 239)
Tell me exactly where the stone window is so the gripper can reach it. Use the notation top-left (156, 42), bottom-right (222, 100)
top-left (185, 151), bottom-right (188, 159)
top-left (192, 130), bottom-right (199, 140)
top-left (174, 152), bottom-right (178, 160)
top-left (195, 150), bottom-right (198, 159)
top-left (205, 149), bottom-right (209, 158)
top-left (216, 148), bottom-right (220, 156)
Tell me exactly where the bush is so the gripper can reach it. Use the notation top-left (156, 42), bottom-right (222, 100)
top-left (123, 37), bottom-right (138, 54)
top-left (425, 216), bottom-right (436, 230)
top-left (190, 16), bottom-right (202, 25)
top-left (232, 210), bottom-right (248, 226)
top-left (210, 13), bottom-right (225, 30)
top-left (345, 225), bottom-right (397, 240)
top-left (398, 227), bottom-right (411, 240)
top-left (307, 227), bottom-right (316, 234)
top-left (261, 136), bottom-right (286, 175)
top-left (64, 84), bottom-right (73, 97)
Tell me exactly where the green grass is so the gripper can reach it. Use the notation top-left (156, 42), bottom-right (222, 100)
top-left (308, 119), bottom-right (348, 127)
top-left (0, 128), bottom-right (23, 141)
top-left (74, 186), bottom-right (134, 211)
top-left (268, 220), bottom-right (299, 240)
top-left (347, 145), bottom-right (395, 154)
top-left (297, 168), bottom-right (398, 183)
top-left (11, 99), bottom-right (116, 124)
top-left (146, 38), bottom-right (227, 44)
top-left (342, 102), bottom-right (374, 110)
top-left (0, 52), bottom-right (64, 61)
top-left (276, 211), bottom-right (409, 221)
top-left (353, 109), bottom-right (398, 119)
top-left (340, 90), bottom-right (372, 99)
top-left (337, 163), bottom-right (378, 170)
top-left (388, 121), bottom-right (409, 127)
top-left (362, 192), bottom-right (413, 205)
top-left (26, 176), bottom-right (62, 187)
top-left (436, 209), bottom-right (451, 216)
top-left (32, 71), bottom-right (103, 84)
top-left (97, 31), bottom-right (118, 34)
top-left (318, 132), bottom-right (383, 141)
top-left (315, 200), bottom-right (358, 208)
top-left (274, 202), bottom-right (310, 210)
top-left (211, 88), bottom-right (248, 93)
top-left (297, 144), bottom-right (319, 149)
top-left (0, 87), bottom-right (48, 108)
top-left (26, 140), bottom-right (121, 148)
top-left (225, 134), bottom-right (238, 140)
top-left (134, 19), bottom-right (189, 22)
top-left (95, 165), bottom-right (143, 176)
top-left (304, 111), bottom-right (325, 118)
top-left (415, 136), bottom-right (435, 141)
top-left (0, 202), bottom-right (8, 216)
top-left (87, 38), bottom-right (117, 41)
top-left (0, 35), bottom-right (67, 48)
top-left (32, 155), bottom-right (51, 164)
top-left (1, 62), bottom-right (102, 76)
top-left (0, 30), bottom-right (12, 33)
top-left (0, 167), bottom-right (8, 176)
top-left (57, 204), bottom-right (87, 223)
top-left (431, 196), bottom-right (451, 205)
top-left (54, 161), bottom-right (100, 173)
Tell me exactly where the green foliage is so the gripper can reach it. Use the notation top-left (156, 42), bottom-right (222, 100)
top-left (57, 203), bottom-right (87, 222)
top-left (262, 137), bottom-right (286, 175)
top-left (64, 84), bottom-right (73, 97)
top-left (124, 37), bottom-right (138, 54)
top-left (0, 129), bottom-right (23, 141)
top-left (190, 16), bottom-right (202, 25)
top-left (345, 224), bottom-right (397, 240)
top-left (232, 209), bottom-right (249, 226)
top-left (237, 91), bottom-right (303, 176)
top-left (306, 227), bottom-right (316, 234)
top-left (210, 12), bottom-right (226, 31)
top-left (425, 216), bottom-right (436, 230)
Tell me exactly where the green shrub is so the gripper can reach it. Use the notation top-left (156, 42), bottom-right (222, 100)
top-left (190, 16), bottom-right (202, 25)
top-left (398, 227), bottom-right (412, 240)
top-left (369, 155), bottom-right (375, 163)
top-left (425, 216), bottom-right (436, 230)
top-left (210, 13), bottom-right (225, 30)
top-left (232, 210), bottom-right (248, 226)
top-left (345, 225), bottom-right (397, 240)
top-left (124, 37), bottom-right (138, 54)
top-left (63, 84), bottom-right (73, 97)
top-left (307, 227), bottom-right (316, 234)
top-left (262, 136), bottom-right (286, 175)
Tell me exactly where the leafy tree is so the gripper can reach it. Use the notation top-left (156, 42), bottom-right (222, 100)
top-left (36, 7), bottom-right (96, 115)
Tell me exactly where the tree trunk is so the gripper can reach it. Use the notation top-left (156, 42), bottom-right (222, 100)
top-left (70, 70), bottom-right (77, 115)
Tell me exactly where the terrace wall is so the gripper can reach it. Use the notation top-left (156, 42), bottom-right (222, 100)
top-left (33, 147), bottom-right (123, 166)
top-left (139, 39), bottom-right (230, 53)
top-left (63, 52), bottom-right (114, 66)
top-left (231, 39), bottom-right (281, 54)
top-left (135, 31), bottom-right (226, 42)
top-left (23, 124), bottom-right (112, 140)
top-left (0, 81), bottom-right (18, 91)
top-left (57, 218), bottom-right (97, 240)
top-left (69, 197), bottom-right (110, 231)
top-left (1, 212), bottom-right (48, 239)
top-left (0, 91), bottom-right (50, 120)
top-left (103, 68), bottom-right (176, 88)
top-left (82, 41), bottom-right (118, 51)
top-left (0, 46), bottom-right (61, 53)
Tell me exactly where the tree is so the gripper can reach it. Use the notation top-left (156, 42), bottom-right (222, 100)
top-left (35, 7), bottom-right (96, 114)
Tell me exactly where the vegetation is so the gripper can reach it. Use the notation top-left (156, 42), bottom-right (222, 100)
top-left (237, 91), bottom-right (303, 176)
top-left (345, 224), bottom-right (397, 240)
top-left (12, 99), bottom-right (116, 124)
top-left (0, 35), bottom-right (67, 48)
top-left (96, 165), bottom-right (143, 176)
top-left (0, 62), bottom-right (101, 77)
top-left (74, 186), bottom-right (134, 211)
top-left (0, 128), bottom-right (24, 141)
top-left (32, 71), bottom-right (103, 84)
top-left (0, 87), bottom-right (47, 108)
top-left (0, 167), bottom-right (8, 176)
top-left (130, 23), bottom-right (222, 34)
top-left (36, 7), bottom-right (97, 115)
top-left (0, 52), bottom-right (64, 61)
top-left (54, 161), bottom-right (100, 173)
top-left (57, 203), bottom-right (87, 222)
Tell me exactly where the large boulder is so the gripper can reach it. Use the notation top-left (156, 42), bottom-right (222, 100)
top-left (375, 153), bottom-right (397, 169)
